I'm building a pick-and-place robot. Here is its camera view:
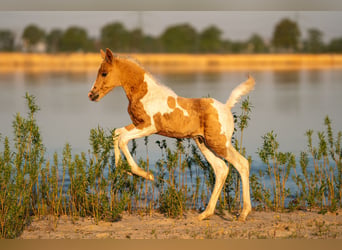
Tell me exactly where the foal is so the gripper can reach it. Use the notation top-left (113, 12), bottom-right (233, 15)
top-left (88, 49), bottom-right (255, 221)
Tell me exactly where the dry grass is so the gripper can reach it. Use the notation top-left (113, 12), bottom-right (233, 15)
top-left (1, 53), bottom-right (342, 73)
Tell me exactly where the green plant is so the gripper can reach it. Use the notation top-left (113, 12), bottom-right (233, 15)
top-left (47, 151), bottom-right (66, 227)
top-left (156, 139), bottom-right (189, 218)
top-left (224, 97), bottom-right (253, 212)
top-left (250, 170), bottom-right (272, 210)
top-left (87, 127), bottom-right (131, 222)
top-left (257, 131), bottom-right (296, 211)
top-left (292, 116), bottom-right (341, 212)
top-left (0, 93), bottom-right (45, 238)
top-left (159, 184), bottom-right (185, 218)
top-left (3, 93), bottom-right (342, 239)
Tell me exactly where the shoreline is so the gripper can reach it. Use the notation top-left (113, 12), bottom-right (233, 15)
top-left (20, 209), bottom-right (342, 239)
top-left (1, 53), bottom-right (342, 73)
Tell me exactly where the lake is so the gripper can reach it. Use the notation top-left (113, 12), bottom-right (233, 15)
top-left (0, 69), bottom-right (342, 170)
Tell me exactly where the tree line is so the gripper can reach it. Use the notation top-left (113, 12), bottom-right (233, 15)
top-left (1, 18), bottom-right (342, 53)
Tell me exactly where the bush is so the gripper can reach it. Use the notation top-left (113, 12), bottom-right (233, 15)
top-left (0, 93), bottom-right (43, 238)
top-left (159, 185), bottom-right (186, 218)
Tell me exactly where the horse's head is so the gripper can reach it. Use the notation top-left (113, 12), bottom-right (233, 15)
top-left (88, 48), bottom-right (121, 102)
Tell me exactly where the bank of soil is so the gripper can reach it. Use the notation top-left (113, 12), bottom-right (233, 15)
top-left (20, 209), bottom-right (342, 239)
top-left (1, 53), bottom-right (342, 73)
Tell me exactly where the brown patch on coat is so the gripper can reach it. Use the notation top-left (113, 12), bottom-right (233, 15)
top-left (153, 107), bottom-right (202, 138)
top-left (167, 96), bottom-right (176, 109)
top-left (125, 124), bottom-right (135, 131)
top-left (154, 97), bottom-right (228, 158)
top-left (202, 107), bottom-right (229, 158)
top-left (115, 59), bottom-right (152, 129)
top-left (177, 97), bottom-right (228, 158)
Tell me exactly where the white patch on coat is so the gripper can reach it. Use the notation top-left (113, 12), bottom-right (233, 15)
top-left (90, 81), bottom-right (96, 91)
top-left (140, 73), bottom-right (189, 123)
top-left (211, 100), bottom-right (232, 148)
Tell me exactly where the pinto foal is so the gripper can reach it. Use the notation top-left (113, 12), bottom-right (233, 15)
top-left (88, 49), bottom-right (255, 221)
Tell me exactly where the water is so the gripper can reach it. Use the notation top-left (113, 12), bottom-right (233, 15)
top-left (1, 69), bottom-right (341, 159)
top-left (0, 70), bottom-right (341, 182)
top-left (1, 69), bottom-right (341, 205)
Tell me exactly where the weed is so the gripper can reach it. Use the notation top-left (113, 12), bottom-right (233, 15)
top-left (256, 131), bottom-right (296, 211)
top-left (159, 185), bottom-right (185, 218)
top-left (292, 116), bottom-right (342, 212)
top-left (0, 93), bottom-right (44, 238)
top-left (1, 94), bottom-right (342, 239)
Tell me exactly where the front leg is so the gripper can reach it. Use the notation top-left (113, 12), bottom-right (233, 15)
top-left (115, 124), bottom-right (157, 181)
top-left (113, 127), bottom-right (124, 167)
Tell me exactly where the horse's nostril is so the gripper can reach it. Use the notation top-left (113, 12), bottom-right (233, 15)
top-left (88, 92), bottom-right (95, 101)
top-left (88, 91), bottom-right (99, 101)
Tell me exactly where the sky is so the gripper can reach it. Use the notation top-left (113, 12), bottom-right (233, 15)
top-left (0, 11), bottom-right (342, 43)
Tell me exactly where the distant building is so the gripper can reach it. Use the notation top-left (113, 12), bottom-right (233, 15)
top-left (21, 39), bottom-right (47, 53)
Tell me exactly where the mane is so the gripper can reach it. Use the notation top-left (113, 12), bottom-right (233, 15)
top-left (118, 54), bottom-right (176, 95)
top-left (117, 54), bottom-right (143, 68)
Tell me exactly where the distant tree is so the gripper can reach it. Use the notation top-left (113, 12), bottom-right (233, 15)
top-left (199, 25), bottom-right (222, 53)
top-left (247, 34), bottom-right (268, 53)
top-left (328, 37), bottom-right (342, 53)
top-left (302, 29), bottom-right (325, 53)
top-left (142, 35), bottom-right (162, 53)
top-left (86, 38), bottom-right (97, 52)
top-left (0, 29), bottom-right (15, 51)
top-left (101, 22), bottom-right (129, 52)
top-left (59, 26), bottom-right (94, 52)
top-left (272, 18), bottom-right (301, 52)
top-left (128, 28), bottom-right (143, 52)
top-left (22, 24), bottom-right (45, 51)
top-left (160, 24), bottom-right (198, 53)
top-left (231, 41), bottom-right (248, 54)
top-left (46, 29), bottom-right (63, 53)
top-left (221, 39), bottom-right (233, 53)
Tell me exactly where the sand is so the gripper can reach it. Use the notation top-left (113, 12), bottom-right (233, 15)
top-left (19, 209), bottom-right (342, 239)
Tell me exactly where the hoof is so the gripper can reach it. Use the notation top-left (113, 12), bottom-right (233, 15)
top-left (237, 212), bottom-right (249, 222)
top-left (238, 216), bottom-right (246, 222)
top-left (237, 208), bottom-right (251, 222)
top-left (198, 214), bottom-right (206, 221)
top-left (198, 212), bottom-right (212, 221)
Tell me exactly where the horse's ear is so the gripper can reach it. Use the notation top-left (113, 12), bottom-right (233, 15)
top-left (100, 49), bottom-right (106, 59)
top-left (105, 48), bottom-right (114, 64)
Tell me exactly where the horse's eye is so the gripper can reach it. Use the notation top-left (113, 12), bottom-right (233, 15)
top-left (101, 72), bottom-right (107, 77)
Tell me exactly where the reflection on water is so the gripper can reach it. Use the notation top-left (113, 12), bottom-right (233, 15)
top-left (307, 70), bottom-right (323, 84)
top-left (272, 71), bottom-right (301, 114)
top-left (0, 69), bottom-right (342, 163)
top-left (0, 73), bottom-right (16, 82)
top-left (273, 70), bottom-right (301, 84)
top-left (157, 72), bottom-right (200, 89)
top-left (23, 71), bottom-right (94, 84)
top-left (199, 72), bottom-right (223, 83)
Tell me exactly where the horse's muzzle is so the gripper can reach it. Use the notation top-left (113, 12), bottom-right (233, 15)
top-left (88, 91), bottom-right (99, 101)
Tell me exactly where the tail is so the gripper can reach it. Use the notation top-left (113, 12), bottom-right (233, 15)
top-left (226, 75), bottom-right (255, 108)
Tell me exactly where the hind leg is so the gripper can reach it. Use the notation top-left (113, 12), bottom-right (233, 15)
top-left (225, 146), bottom-right (251, 221)
top-left (194, 138), bottom-right (229, 221)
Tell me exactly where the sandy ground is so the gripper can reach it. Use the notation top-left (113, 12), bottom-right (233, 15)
top-left (20, 209), bottom-right (342, 239)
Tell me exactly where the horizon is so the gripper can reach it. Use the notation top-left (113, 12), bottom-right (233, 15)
top-left (1, 11), bottom-right (342, 44)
